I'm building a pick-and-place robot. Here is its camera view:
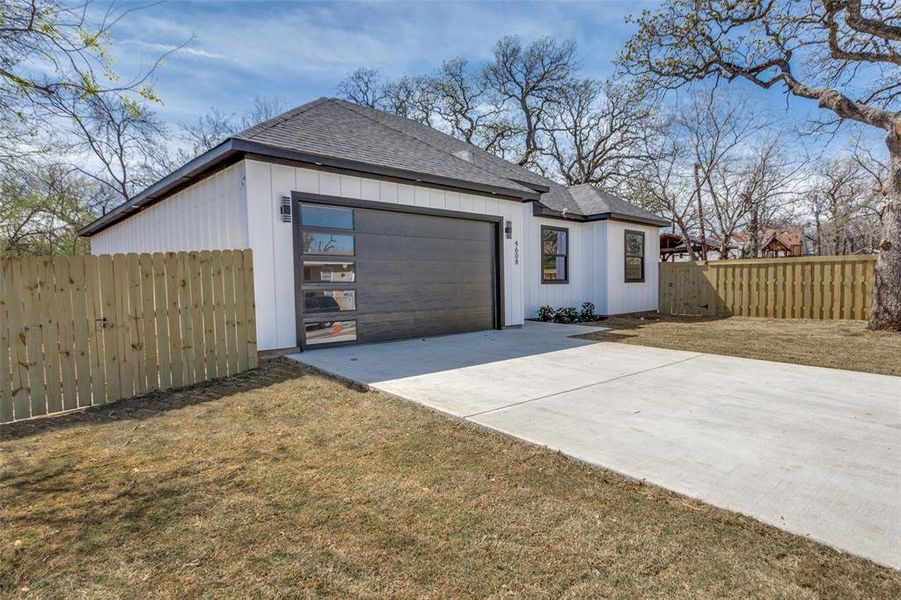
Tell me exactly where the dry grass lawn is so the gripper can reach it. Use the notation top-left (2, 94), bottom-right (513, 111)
top-left (2, 359), bottom-right (899, 598)
top-left (578, 314), bottom-right (901, 377)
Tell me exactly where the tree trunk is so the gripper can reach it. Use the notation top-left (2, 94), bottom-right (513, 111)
top-left (750, 210), bottom-right (760, 257)
top-left (814, 210), bottom-right (822, 255)
top-left (693, 163), bottom-right (708, 261)
top-left (868, 132), bottom-right (901, 330)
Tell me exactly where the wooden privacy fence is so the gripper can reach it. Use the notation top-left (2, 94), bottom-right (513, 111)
top-left (0, 250), bottom-right (257, 424)
top-left (659, 255), bottom-right (877, 320)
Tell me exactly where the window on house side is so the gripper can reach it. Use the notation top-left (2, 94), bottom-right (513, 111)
top-left (541, 226), bottom-right (568, 283)
top-left (624, 230), bottom-right (645, 283)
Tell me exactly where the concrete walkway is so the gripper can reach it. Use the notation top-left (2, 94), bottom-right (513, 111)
top-left (287, 322), bottom-right (901, 570)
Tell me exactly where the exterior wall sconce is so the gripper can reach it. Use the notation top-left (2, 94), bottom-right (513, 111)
top-left (280, 196), bottom-right (292, 223)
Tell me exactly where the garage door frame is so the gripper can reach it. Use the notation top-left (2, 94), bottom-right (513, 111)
top-left (291, 192), bottom-right (505, 350)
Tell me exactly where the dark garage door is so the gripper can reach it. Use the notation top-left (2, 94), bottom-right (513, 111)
top-left (295, 199), bottom-right (499, 348)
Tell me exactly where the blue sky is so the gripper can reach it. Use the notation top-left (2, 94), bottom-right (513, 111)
top-left (103, 0), bottom-right (844, 146)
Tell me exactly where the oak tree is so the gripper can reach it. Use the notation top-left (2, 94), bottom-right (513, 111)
top-left (620, 0), bottom-right (901, 328)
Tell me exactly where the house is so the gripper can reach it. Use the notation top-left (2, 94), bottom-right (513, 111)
top-left (760, 228), bottom-right (805, 258)
top-left (78, 98), bottom-right (667, 351)
top-left (735, 228), bottom-right (806, 258)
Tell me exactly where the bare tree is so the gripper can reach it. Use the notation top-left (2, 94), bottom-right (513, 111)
top-left (483, 36), bottom-right (579, 168)
top-left (381, 76), bottom-right (439, 125)
top-left (619, 0), bottom-right (901, 328)
top-left (628, 115), bottom-right (702, 259)
top-left (542, 80), bottom-right (654, 189)
top-left (62, 94), bottom-right (171, 203)
top-left (336, 68), bottom-right (385, 108)
top-left (178, 96), bottom-right (287, 160)
top-left (809, 155), bottom-right (885, 255)
top-left (428, 58), bottom-right (515, 153)
top-left (239, 96), bottom-right (287, 130)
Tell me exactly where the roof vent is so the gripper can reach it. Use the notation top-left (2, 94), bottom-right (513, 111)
top-left (453, 149), bottom-right (474, 162)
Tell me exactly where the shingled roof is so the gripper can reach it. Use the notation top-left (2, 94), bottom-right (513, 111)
top-left (235, 98), bottom-right (537, 196)
top-left (79, 97), bottom-right (666, 236)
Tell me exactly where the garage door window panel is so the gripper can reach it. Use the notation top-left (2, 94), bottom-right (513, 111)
top-left (541, 226), bottom-right (568, 284)
top-left (302, 232), bottom-right (354, 256)
top-left (301, 204), bottom-right (354, 229)
top-left (303, 290), bottom-right (357, 313)
top-left (303, 261), bottom-right (355, 283)
top-left (304, 320), bottom-right (358, 345)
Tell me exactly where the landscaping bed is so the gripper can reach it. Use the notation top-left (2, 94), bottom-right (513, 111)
top-left (577, 314), bottom-right (901, 377)
top-left (1, 359), bottom-right (899, 598)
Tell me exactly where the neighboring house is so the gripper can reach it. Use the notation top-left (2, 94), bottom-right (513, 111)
top-left (760, 228), bottom-right (805, 258)
top-left (735, 228), bottom-right (806, 258)
top-left (78, 98), bottom-right (667, 351)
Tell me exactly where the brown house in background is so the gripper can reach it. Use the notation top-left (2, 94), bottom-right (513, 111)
top-left (759, 228), bottom-right (805, 258)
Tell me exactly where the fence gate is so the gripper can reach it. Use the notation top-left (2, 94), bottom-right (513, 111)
top-left (0, 250), bottom-right (257, 424)
top-left (659, 256), bottom-right (876, 320)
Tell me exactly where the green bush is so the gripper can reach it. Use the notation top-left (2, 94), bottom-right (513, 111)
top-left (537, 305), bottom-right (554, 322)
top-left (579, 301), bottom-right (597, 322)
top-left (554, 306), bottom-right (579, 323)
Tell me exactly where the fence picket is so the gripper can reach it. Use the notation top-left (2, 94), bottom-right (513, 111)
top-left (99, 254), bottom-right (122, 402)
top-left (152, 253), bottom-right (171, 390)
top-left (199, 252), bottom-right (217, 380)
top-left (70, 256), bottom-right (93, 408)
top-left (222, 250), bottom-right (239, 375)
top-left (127, 253), bottom-right (147, 396)
top-left (176, 253), bottom-right (195, 385)
top-left (139, 254), bottom-right (159, 392)
top-left (22, 259), bottom-right (47, 417)
top-left (211, 251), bottom-right (229, 379)
top-left (188, 253), bottom-right (206, 382)
top-left (164, 252), bottom-right (184, 389)
top-left (85, 256), bottom-right (106, 405)
top-left (243, 250), bottom-right (258, 369)
top-left (56, 257), bottom-right (78, 411)
top-left (38, 257), bottom-right (62, 413)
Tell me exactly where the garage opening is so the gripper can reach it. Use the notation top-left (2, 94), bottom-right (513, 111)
top-left (293, 195), bottom-right (501, 349)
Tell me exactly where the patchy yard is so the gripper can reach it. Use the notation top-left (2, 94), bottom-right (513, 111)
top-left (578, 314), bottom-right (901, 377)
top-left (1, 360), bottom-right (899, 598)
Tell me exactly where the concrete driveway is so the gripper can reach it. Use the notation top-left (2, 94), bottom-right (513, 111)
top-left (288, 322), bottom-right (901, 570)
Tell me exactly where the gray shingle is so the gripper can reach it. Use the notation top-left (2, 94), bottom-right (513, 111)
top-left (236, 98), bottom-right (534, 195)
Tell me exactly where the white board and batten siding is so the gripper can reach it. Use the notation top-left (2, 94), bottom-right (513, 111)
top-left (604, 220), bottom-right (660, 315)
top-left (521, 214), bottom-right (659, 317)
top-left (90, 163), bottom-right (248, 254)
top-left (243, 159), bottom-right (527, 351)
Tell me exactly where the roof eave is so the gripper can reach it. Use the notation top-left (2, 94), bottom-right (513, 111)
top-left (584, 211), bottom-right (670, 227)
top-left (77, 139), bottom-right (241, 237)
top-left (532, 201), bottom-right (588, 221)
top-left (534, 202), bottom-right (668, 227)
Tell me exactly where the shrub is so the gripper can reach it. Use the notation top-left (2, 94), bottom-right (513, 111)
top-left (554, 306), bottom-right (578, 323)
top-left (579, 301), bottom-right (597, 322)
top-left (537, 305), bottom-right (554, 322)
